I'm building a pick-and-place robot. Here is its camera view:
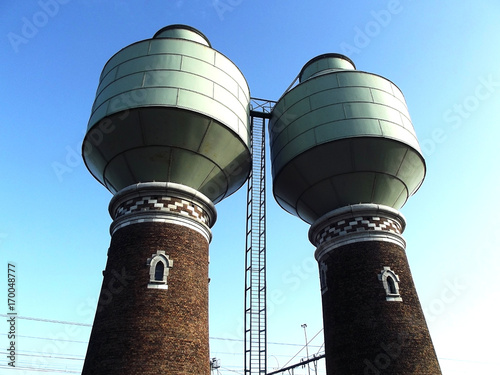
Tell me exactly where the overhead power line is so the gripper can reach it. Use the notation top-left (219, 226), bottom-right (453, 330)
top-left (0, 314), bottom-right (92, 327)
top-left (0, 365), bottom-right (80, 373)
top-left (0, 315), bottom-right (322, 349)
top-left (279, 329), bottom-right (324, 369)
top-left (0, 332), bottom-right (88, 344)
top-left (0, 350), bottom-right (84, 361)
top-left (267, 353), bottom-right (326, 375)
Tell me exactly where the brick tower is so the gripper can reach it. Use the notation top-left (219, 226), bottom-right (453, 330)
top-left (81, 25), bottom-right (251, 374)
top-left (269, 54), bottom-right (441, 374)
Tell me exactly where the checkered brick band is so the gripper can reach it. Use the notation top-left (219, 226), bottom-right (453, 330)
top-left (114, 196), bottom-right (210, 225)
top-left (315, 215), bottom-right (403, 245)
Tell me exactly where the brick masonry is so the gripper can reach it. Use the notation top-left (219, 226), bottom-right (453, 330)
top-left (318, 240), bottom-right (441, 374)
top-left (313, 207), bottom-right (442, 375)
top-left (82, 220), bottom-right (211, 375)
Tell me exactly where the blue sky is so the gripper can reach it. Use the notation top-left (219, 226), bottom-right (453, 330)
top-left (1, 0), bottom-right (499, 374)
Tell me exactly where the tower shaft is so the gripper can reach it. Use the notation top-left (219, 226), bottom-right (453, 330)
top-left (310, 204), bottom-right (441, 375)
top-left (82, 183), bottom-right (215, 375)
top-left (81, 24), bottom-right (251, 374)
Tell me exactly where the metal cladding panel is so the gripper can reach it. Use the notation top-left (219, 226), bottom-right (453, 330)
top-left (314, 118), bottom-right (383, 142)
top-left (310, 86), bottom-right (373, 110)
top-left (337, 71), bottom-right (394, 93)
top-left (344, 102), bottom-right (402, 124)
top-left (271, 137), bottom-right (419, 223)
top-left (83, 26), bottom-right (251, 203)
top-left (154, 26), bottom-right (210, 46)
top-left (92, 73), bottom-right (144, 111)
top-left (149, 39), bottom-right (216, 63)
top-left (145, 70), bottom-right (214, 97)
top-left (140, 108), bottom-right (209, 148)
top-left (370, 88), bottom-right (409, 116)
top-left (100, 41), bottom-right (150, 80)
top-left (299, 53), bottom-right (356, 82)
top-left (269, 54), bottom-right (425, 223)
top-left (182, 56), bottom-right (237, 97)
top-left (117, 55), bottom-right (182, 79)
top-left (282, 74), bottom-right (339, 109)
top-left (215, 53), bottom-right (249, 101)
top-left (98, 67), bottom-right (119, 94)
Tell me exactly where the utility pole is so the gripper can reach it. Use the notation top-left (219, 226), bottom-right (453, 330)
top-left (301, 324), bottom-right (310, 375)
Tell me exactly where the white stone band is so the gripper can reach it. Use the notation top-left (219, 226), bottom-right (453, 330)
top-left (110, 211), bottom-right (213, 243)
top-left (314, 230), bottom-right (406, 263)
top-left (309, 204), bottom-right (407, 262)
top-left (108, 182), bottom-right (216, 243)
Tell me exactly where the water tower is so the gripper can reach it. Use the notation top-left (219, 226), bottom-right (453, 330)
top-left (269, 54), bottom-right (441, 374)
top-left (81, 25), bottom-right (251, 375)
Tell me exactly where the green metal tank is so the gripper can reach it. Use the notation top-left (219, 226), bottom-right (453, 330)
top-left (269, 53), bottom-right (426, 224)
top-left (82, 25), bottom-right (251, 203)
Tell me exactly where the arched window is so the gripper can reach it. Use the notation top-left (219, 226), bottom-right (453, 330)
top-left (155, 262), bottom-right (165, 281)
top-left (378, 267), bottom-right (402, 302)
top-left (319, 261), bottom-right (329, 295)
top-left (146, 250), bottom-right (173, 290)
top-left (387, 276), bottom-right (397, 294)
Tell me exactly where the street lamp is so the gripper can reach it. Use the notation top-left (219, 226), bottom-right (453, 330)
top-left (301, 324), bottom-right (311, 375)
top-left (270, 355), bottom-right (280, 370)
